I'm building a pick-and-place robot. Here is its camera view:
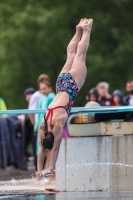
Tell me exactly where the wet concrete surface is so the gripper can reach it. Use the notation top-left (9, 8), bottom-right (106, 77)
top-left (0, 167), bottom-right (55, 195)
top-left (1, 174), bottom-right (133, 200)
top-left (1, 161), bottom-right (133, 200)
top-left (0, 168), bottom-right (35, 181)
top-left (0, 178), bottom-right (55, 194)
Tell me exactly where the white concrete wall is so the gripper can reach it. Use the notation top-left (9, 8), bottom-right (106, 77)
top-left (56, 136), bottom-right (133, 192)
top-left (110, 136), bottom-right (133, 191)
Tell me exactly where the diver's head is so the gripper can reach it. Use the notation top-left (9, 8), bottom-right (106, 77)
top-left (41, 117), bottom-right (54, 150)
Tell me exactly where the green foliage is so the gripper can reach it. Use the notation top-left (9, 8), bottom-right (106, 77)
top-left (0, 0), bottom-right (133, 108)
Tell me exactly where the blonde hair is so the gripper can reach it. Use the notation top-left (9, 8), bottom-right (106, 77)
top-left (96, 82), bottom-right (109, 89)
top-left (96, 82), bottom-right (111, 98)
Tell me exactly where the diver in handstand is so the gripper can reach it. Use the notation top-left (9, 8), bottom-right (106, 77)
top-left (37, 18), bottom-right (93, 177)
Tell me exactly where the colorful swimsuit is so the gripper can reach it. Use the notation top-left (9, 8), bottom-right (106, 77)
top-left (45, 73), bottom-right (79, 126)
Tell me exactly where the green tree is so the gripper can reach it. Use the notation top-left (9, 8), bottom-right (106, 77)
top-left (0, 0), bottom-right (133, 109)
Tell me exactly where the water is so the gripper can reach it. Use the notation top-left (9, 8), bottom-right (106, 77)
top-left (56, 161), bottom-right (133, 171)
top-left (1, 192), bottom-right (133, 200)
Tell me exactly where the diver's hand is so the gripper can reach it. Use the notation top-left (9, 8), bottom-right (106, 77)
top-left (36, 168), bottom-right (53, 177)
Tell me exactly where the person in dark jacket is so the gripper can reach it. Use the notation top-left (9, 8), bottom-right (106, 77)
top-left (86, 88), bottom-right (99, 103)
top-left (0, 116), bottom-right (27, 169)
top-left (112, 90), bottom-right (124, 106)
top-left (123, 80), bottom-right (133, 106)
top-left (24, 88), bottom-right (36, 161)
top-left (24, 88), bottom-right (36, 102)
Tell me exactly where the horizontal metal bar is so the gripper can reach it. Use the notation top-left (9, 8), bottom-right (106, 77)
top-left (72, 106), bottom-right (133, 114)
top-left (0, 109), bottom-right (46, 115)
top-left (0, 106), bottom-right (133, 115)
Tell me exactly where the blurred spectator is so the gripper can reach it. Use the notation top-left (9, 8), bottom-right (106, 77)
top-left (35, 82), bottom-right (55, 134)
top-left (0, 97), bottom-right (7, 117)
top-left (28, 74), bottom-right (50, 125)
top-left (0, 116), bottom-right (27, 169)
top-left (86, 88), bottom-right (99, 103)
top-left (96, 82), bottom-right (113, 106)
top-left (23, 88), bottom-right (36, 161)
top-left (112, 90), bottom-right (124, 106)
top-left (24, 88), bottom-right (36, 102)
top-left (123, 80), bottom-right (133, 105)
top-left (28, 74), bottom-right (50, 169)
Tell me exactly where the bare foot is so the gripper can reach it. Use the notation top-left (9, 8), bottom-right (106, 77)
top-left (76, 18), bottom-right (84, 31)
top-left (82, 18), bottom-right (93, 31)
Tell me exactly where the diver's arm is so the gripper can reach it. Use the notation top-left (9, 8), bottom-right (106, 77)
top-left (48, 126), bottom-right (62, 171)
top-left (37, 134), bottom-right (46, 171)
top-left (40, 125), bottom-right (62, 176)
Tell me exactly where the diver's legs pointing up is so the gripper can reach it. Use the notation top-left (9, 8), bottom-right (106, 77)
top-left (60, 19), bottom-right (83, 74)
top-left (70, 19), bottom-right (93, 89)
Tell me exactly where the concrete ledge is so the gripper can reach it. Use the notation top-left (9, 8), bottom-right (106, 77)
top-left (68, 122), bottom-right (133, 137)
top-left (56, 136), bottom-right (133, 191)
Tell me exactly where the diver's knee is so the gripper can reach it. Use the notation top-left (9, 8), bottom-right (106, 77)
top-left (67, 51), bottom-right (76, 60)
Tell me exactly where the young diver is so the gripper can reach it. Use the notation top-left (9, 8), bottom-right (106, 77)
top-left (37, 18), bottom-right (93, 177)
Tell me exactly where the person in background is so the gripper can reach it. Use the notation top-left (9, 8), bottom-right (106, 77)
top-left (123, 80), bottom-right (133, 106)
top-left (0, 97), bottom-right (7, 117)
top-left (24, 88), bottom-right (36, 103)
top-left (112, 90), bottom-right (124, 106)
top-left (35, 82), bottom-right (55, 135)
top-left (28, 74), bottom-right (50, 170)
top-left (75, 87), bottom-right (99, 124)
top-left (96, 82), bottom-right (113, 106)
top-left (86, 88), bottom-right (99, 103)
top-left (28, 74), bottom-right (50, 125)
top-left (23, 88), bottom-right (36, 161)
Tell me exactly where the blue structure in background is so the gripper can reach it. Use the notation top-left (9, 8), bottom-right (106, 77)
top-left (0, 106), bottom-right (133, 115)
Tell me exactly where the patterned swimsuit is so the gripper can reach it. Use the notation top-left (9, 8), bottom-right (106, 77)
top-left (56, 73), bottom-right (79, 115)
top-left (45, 73), bottom-right (79, 126)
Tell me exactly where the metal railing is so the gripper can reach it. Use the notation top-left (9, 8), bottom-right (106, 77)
top-left (0, 106), bottom-right (133, 115)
